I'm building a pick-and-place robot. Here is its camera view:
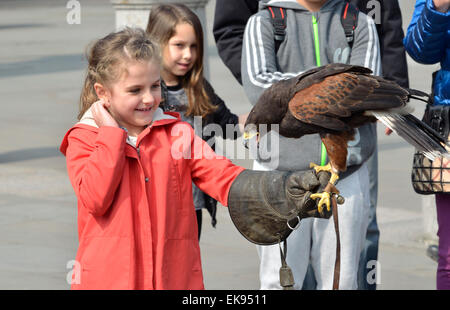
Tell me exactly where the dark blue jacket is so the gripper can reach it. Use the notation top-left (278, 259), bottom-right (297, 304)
top-left (404, 0), bottom-right (450, 105)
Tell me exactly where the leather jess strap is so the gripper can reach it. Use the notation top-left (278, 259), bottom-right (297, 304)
top-left (279, 194), bottom-right (341, 290)
top-left (331, 195), bottom-right (341, 290)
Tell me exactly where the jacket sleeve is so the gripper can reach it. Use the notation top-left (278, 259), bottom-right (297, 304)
top-left (241, 12), bottom-right (304, 105)
top-left (349, 12), bottom-right (382, 75)
top-left (353, 0), bottom-right (409, 87)
top-left (204, 79), bottom-right (240, 140)
top-left (404, 0), bottom-right (450, 65)
top-left (347, 12), bottom-right (382, 167)
top-left (378, 0), bottom-right (410, 88)
top-left (187, 128), bottom-right (246, 207)
top-left (65, 127), bottom-right (127, 217)
top-left (213, 0), bottom-right (259, 84)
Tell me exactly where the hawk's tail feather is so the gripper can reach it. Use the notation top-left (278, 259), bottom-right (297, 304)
top-left (355, 95), bottom-right (407, 111)
top-left (369, 111), bottom-right (448, 160)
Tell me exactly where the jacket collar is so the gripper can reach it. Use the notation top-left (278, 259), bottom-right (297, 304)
top-left (60, 107), bottom-right (181, 155)
top-left (77, 106), bottom-right (178, 128)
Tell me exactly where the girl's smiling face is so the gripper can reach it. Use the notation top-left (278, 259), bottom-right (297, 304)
top-left (104, 60), bottom-right (162, 136)
top-left (162, 22), bottom-right (198, 85)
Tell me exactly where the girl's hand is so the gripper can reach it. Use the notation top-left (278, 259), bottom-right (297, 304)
top-left (238, 112), bottom-right (249, 133)
top-left (91, 99), bottom-right (119, 128)
top-left (377, 119), bottom-right (393, 135)
top-left (433, 0), bottom-right (450, 12)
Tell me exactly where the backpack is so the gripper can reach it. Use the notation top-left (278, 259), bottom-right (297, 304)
top-left (267, 1), bottom-right (359, 53)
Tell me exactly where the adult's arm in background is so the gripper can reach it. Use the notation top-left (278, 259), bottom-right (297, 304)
top-left (404, 0), bottom-right (450, 65)
top-left (353, 0), bottom-right (409, 87)
top-left (213, 0), bottom-right (259, 85)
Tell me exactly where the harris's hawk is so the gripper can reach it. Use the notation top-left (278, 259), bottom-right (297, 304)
top-left (243, 63), bottom-right (448, 212)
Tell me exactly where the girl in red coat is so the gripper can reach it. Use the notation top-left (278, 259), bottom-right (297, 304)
top-left (60, 27), bottom-right (329, 290)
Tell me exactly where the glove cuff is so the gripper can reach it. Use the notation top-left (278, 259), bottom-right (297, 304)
top-left (228, 170), bottom-right (300, 245)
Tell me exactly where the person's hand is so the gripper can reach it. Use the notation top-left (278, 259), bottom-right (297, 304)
top-left (377, 119), bottom-right (394, 135)
top-left (433, 0), bottom-right (450, 13)
top-left (238, 112), bottom-right (249, 133)
top-left (385, 127), bottom-right (393, 135)
top-left (91, 99), bottom-right (119, 128)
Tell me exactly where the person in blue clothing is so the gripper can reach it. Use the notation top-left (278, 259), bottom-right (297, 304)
top-left (404, 0), bottom-right (450, 290)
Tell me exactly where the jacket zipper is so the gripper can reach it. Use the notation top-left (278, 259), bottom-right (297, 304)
top-left (312, 13), bottom-right (328, 166)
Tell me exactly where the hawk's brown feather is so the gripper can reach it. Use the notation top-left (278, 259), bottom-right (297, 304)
top-left (288, 72), bottom-right (408, 131)
top-left (244, 63), bottom-right (425, 173)
top-left (284, 69), bottom-right (409, 172)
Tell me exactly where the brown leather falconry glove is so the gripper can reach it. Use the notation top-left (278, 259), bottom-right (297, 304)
top-left (227, 169), bottom-right (331, 245)
top-left (286, 169), bottom-right (333, 219)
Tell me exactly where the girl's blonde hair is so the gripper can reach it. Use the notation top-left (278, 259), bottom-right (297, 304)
top-left (78, 27), bottom-right (160, 120)
top-left (146, 4), bottom-right (216, 118)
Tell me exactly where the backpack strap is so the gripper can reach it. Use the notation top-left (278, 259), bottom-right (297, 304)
top-left (341, 1), bottom-right (359, 49)
top-left (267, 6), bottom-right (286, 53)
top-left (267, 2), bottom-right (357, 52)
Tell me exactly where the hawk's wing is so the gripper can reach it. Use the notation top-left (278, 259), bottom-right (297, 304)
top-left (288, 70), bottom-right (409, 132)
top-left (291, 63), bottom-right (373, 95)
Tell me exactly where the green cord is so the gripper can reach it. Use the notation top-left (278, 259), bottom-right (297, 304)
top-left (312, 15), bottom-right (328, 166)
top-left (312, 16), bottom-right (321, 67)
top-left (320, 141), bottom-right (327, 166)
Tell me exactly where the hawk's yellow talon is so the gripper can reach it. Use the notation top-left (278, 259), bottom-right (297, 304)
top-left (329, 173), bottom-right (339, 185)
top-left (309, 162), bottom-right (340, 186)
top-left (243, 131), bottom-right (258, 140)
top-left (309, 162), bottom-right (340, 213)
top-left (310, 191), bottom-right (331, 213)
top-left (309, 162), bottom-right (332, 174)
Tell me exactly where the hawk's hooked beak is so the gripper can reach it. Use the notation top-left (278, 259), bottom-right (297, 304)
top-left (243, 125), bottom-right (259, 149)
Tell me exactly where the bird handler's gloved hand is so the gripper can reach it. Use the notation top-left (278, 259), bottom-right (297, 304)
top-left (227, 169), bottom-right (331, 245)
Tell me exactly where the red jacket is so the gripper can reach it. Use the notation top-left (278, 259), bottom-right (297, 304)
top-left (60, 109), bottom-right (244, 290)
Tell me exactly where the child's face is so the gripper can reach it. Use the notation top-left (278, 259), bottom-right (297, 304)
top-left (106, 60), bottom-right (162, 136)
top-left (162, 22), bottom-right (198, 85)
